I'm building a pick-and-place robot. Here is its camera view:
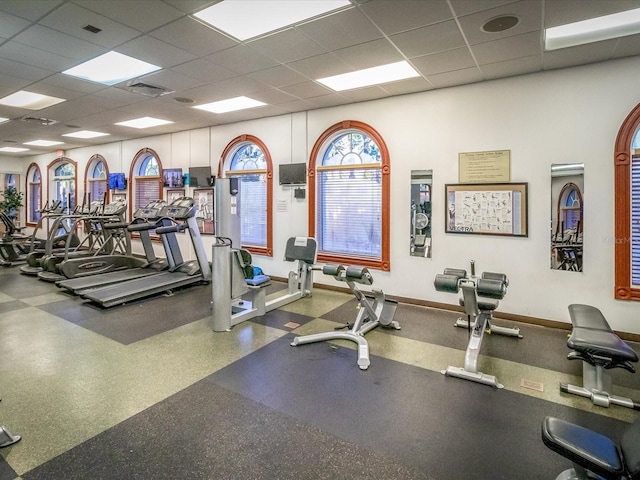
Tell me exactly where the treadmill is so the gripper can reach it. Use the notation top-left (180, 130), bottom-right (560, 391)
top-left (56, 200), bottom-right (170, 295)
top-left (80, 199), bottom-right (211, 307)
top-left (38, 199), bottom-right (128, 282)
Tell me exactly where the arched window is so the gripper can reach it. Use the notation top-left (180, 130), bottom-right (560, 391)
top-left (85, 154), bottom-right (109, 206)
top-left (309, 120), bottom-right (390, 271)
top-left (220, 135), bottom-right (273, 256)
top-left (48, 158), bottom-right (77, 212)
top-left (614, 102), bottom-right (640, 300)
top-left (25, 164), bottom-right (41, 225)
top-left (129, 148), bottom-right (162, 216)
top-left (556, 183), bottom-right (582, 234)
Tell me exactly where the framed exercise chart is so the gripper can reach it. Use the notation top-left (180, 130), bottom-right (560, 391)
top-left (445, 183), bottom-right (528, 237)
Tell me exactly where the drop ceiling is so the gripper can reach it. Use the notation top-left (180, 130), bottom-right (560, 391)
top-left (0, 0), bottom-right (639, 157)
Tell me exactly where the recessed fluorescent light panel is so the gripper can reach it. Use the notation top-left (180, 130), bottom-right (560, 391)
top-left (0, 117), bottom-right (8, 124)
top-left (194, 0), bottom-right (350, 41)
top-left (63, 51), bottom-right (161, 86)
top-left (0, 147), bottom-right (29, 153)
top-left (317, 61), bottom-right (420, 91)
top-left (545, 7), bottom-right (640, 50)
top-left (0, 91), bottom-right (65, 110)
top-left (115, 117), bottom-right (173, 129)
top-left (62, 130), bottom-right (109, 139)
top-left (194, 96), bottom-right (266, 114)
top-left (24, 140), bottom-right (64, 146)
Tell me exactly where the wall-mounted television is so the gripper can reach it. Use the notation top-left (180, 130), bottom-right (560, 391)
top-left (188, 166), bottom-right (214, 187)
top-left (108, 172), bottom-right (126, 190)
top-left (279, 163), bottom-right (306, 185)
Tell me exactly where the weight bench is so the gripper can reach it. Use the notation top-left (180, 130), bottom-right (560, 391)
top-left (434, 263), bottom-right (521, 388)
top-left (542, 415), bottom-right (640, 480)
top-left (560, 304), bottom-right (639, 410)
top-left (291, 264), bottom-right (400, 370)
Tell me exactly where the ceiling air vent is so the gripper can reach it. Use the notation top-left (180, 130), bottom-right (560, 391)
top-left (20, 116), bottom-right (57, 126)
top-left (124, 80), bottom-right (174, 98)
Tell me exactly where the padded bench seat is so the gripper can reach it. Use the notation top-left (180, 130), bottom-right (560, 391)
top-left (560, 304), bottom-right (640, 410)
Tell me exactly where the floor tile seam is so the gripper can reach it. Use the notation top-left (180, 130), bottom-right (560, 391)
top-left (291, 319), bottom-right (638, 422)
top-left (1, 324), bottom-right (290, 475)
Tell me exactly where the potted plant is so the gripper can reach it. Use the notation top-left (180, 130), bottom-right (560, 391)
top-left (0, 187), bottom-right (24, 221)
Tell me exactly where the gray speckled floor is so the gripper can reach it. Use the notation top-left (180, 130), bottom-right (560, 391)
top-left (0, 265), bottom-right (637, 479)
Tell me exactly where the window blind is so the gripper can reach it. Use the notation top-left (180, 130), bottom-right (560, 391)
top-left (317, 168), bottom-right (382, 259)
top-left (631, 155), bottom-right (640, 285)
top-left (89, 179), bottom-right (107, 205)
top-left (237, 174), bottom-right (267, 247)
top-left (135, 177), bottom-right (160, 210)
top-left (29, 184), bottom-right (40, 223)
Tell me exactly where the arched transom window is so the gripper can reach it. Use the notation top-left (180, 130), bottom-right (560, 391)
top-left (221, 135), bottom-right (273, 256)
top-left (309, 120), bottom-right (390, 271)
top-left (26, 164), bottom-right (41, 225)
top-left (86, 154), bottom-right (108, 205)
top-left (130, 148), bottom-right (162, 216)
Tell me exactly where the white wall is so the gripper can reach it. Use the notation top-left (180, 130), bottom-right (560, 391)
top-left (5, 55), bottom-right (640, 334)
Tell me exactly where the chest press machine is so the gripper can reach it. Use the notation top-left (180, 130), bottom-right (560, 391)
top-left (291, 264), bottom-right (401, 370)
top-left (434, 262), bottom-right (522, 388)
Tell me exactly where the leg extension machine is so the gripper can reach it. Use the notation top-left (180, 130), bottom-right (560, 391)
top-left (291, 264), bottom-right (400, 370)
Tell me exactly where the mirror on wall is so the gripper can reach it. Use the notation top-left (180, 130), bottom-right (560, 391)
top-left (410, 169), bottom-right (432, 258)
top-left (551, 163), bottom-right (583, 272)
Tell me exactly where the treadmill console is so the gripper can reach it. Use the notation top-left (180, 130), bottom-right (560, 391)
top-left (159, 205), bottom-right (195, 220)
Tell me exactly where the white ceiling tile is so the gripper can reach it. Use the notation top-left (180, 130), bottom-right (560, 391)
top-left (359, 0), bottom-right (453, 34)
top-left (248, 65), bottom-right (309, 89)
top-left (333, 39), bottom-right (404, 70)
top-left (411, 47), bottom-right (476, 76)
top-left (118, 35), bottom-right (196, 68)
top-left (75, 0), bottom-right (184, 32)
top-left (139, 69), bottom-right (204, 92)
top-left (280, 81), bottom-right (334, 99)
top-left (426, 66), bottom-right (484, 88)
top-left (390, 20), bottom-right (466, 58)
top-left (287, 53), bottom-right (352, 79)
top-left (296, 6), bottom-right (381, 51)
top-left (480, 54), bottom-right (542, 79)
top-left (250, 88), bottom-right (300, 105)
top-left (0, 56), bottom-right (54, 82)
top-left (0, 0), bottom-right (64, 21)
top-left (150, 17), bottom-right (239, 57)
top-left (458, 0), bottom-right (542, 45)
top-left (472, 30), bottom-right (541, 65)
top-left (380, 77), bottom-right (434, 95)
top-left (0, 11), bottom-right (31, 37)
top-left (248, 28), bottom-right (327, 63)
top-left (338, 86), bottom-right (390, 103)
top-left (207, 45), bottom-right (279, 75)
top-left (0, 41), bottom-right (78, 72)
top-left (13, 24), bottom-right (105, 61)
top-left (450, 0), bottom-right (521, 17)
top-left (38, 2), bottom-right (141, 47)
top-left (171, 59), bottom-right (237, 84)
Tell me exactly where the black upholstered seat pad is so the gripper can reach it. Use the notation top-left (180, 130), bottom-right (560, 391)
top-left (568, 327), bottom-right (639, 363)
top-left (542, 417), bottom-right (624, 477)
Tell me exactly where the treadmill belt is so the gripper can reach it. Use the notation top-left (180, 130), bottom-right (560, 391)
top-left (81, 272), bottom-right (204, 307)
top-left (57, 268), bottom-right (160, 294)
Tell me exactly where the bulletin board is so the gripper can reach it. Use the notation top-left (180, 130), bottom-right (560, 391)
top-left (445, 183), bottom-right (528, 236)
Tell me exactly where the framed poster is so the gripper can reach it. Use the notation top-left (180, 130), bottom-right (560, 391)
top-left (445, 183), bottom-right (528, 236)
top-left (166, 189), bottom-right (185, 204)
top-left (193, 188), bottom-right (214, 234)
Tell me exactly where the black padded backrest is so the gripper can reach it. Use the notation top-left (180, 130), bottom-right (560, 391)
top-left (284, 237), bottom-right (317, 264)
top-left (568, 304), bottom-right (611, 330)
top-left (621, 418), bottom-right (640, 479)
